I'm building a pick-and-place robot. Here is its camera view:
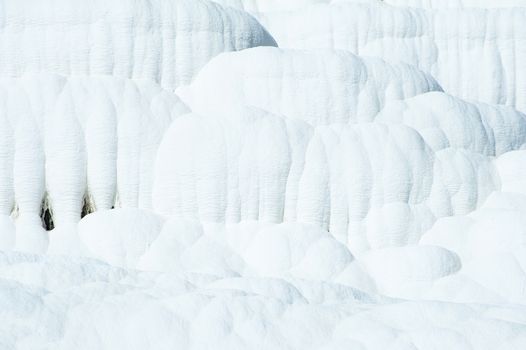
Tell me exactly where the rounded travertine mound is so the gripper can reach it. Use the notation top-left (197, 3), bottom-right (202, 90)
top-left (211, 0), bottom-right (364, 14)
top-left (359, 245), bottom-right (461, 298)
top-left (0, 215), bottom-right (15, 250)
top-left (0, 0), bottom-right (276, 90)
top-left (211, 0), bottom-right (378, 14)
top-left (153, 109), bottom-right (499, 253)
top-left (421, 191), bottom-right (526, 305)
top-left (376, 91), bottom-right (526, 156)
top-left (177, 47), bottom-right (442, 126)
top-left (137, 219), bottom-right (362, 285)
top-left (1, 249), bottom-right (526, 349)
top-left (153, 109), bottom-right (312, 223)
top-left (385, 0), bottom-right (526, 8)
top-left (0, 74), bottom-right (188, 235)
top-left (259, 4), bottom-right (526, 112)
top-left (179, 48), bottom-right (526, 159)
top-left (496, 150), bottom-right (526, 195)
top-left (79, 209), bottom-right (164, 269)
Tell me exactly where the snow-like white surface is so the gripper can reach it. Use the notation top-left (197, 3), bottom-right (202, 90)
top-left (212, 0), bottom-right (526, 14)
top-left (386, 0), bottom-right (526, 8)
top-left (152, 109), bottom-right (502, 254)
top-left (376, 91), bottom-right (526, 156)
top-left (0, 0), bottom-right (276, 90)
top-left (259, 4), bottom-right (526, 112)
top-left (2, 1), bottom-right (526, 349)
top-left (177, 47), bottom-right (442, 126)
top-left (3, 207), bottom-right (526, 348)
top-left (0, 74), bottom-right (188, 250)
top-left (2, 249), bottom-right (526, 350)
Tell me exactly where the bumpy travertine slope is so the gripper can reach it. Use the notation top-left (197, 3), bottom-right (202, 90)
top-left (170, 47), bottom-right (526, 253)
top-left (260, 4), bottom-right (526, 112)
top-left (212, 0), bottom-right (526, 16)
top-left (0, 74), bottom-right (188, 241)
top-left (152, 109), bottom-right (500, 253)
top-left (0, 0), bottom-right (276, 90)
top-left (211, 0), bottom-right (377, 14)
top-left (386, 0), bottom-right (526, 8)
top-left (2, 1), bottom-right (526, 349)
top-left (178, 47), bottom-right (526, 154)
top-left (2, 249), bottom-right (526, 350)
top-left (376, 91), bottom-right (526, 156)
top-left (177, 47), bottom-right (442, 126)
top-left (211, 0), bottom-right (325, 12)
top-left (415, 151), bottom-right (526, 304)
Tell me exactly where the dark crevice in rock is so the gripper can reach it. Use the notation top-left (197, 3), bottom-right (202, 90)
top-left (40, 197), bottom-right (54, 231)
top-left (81, 194), bottom-right (95, 219)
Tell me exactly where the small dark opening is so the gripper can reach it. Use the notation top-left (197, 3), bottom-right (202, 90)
top-left (40, 206), bottom-right (54, 231)
top-left (81, 195), bottom-right (95, 219)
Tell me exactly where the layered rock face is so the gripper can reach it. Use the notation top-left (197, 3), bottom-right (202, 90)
top-left (259, 3), bottom-right (526, 112)
top-left (1, 1), bottom-right (526, 349)
top-left (0, 0), bottom-right (277, 90)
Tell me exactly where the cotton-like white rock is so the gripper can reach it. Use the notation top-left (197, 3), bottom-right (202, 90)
top-left (0, 74), bottom-right (188, 235)
top-left (259, 3), bottom-right (526, 112)
top-left (1, 251), bottom-right (526, 349)
top-left (377, 91), bottom-right (526, 156)
top-left (1, 1), bottom-right (525, 348)
top-left (14, 216), bottom-right (48, 255)
top-left (264, 0), bottom-right (513, 12)
top-left (413, 152), bottom-right (526, 304)
top-left (177, 47), bottom-right (442, 126)
top-left (0, 0), bottom-right (277, 90)
top-left (358, 245), bottom-right (461, 298)
top-left (180, 48), bottom-right (526, 156)
top-left (79, 209), bottom-right (164, 269)
top-left (0, 215), bottom-right (15, 250)
top-left (212, 0), bottom-right (374, 14)
top-left (496, 150), bottom-right (526, 195)
top-left (153, 109), bottom-right (312, 223)
top-left (386, 0), bottom-right (526, 8)
top-left (420, 193), bottom-right (526, 305)
top-left (153, 110), bottom-right (499, 254)
top-left (136, 219), bottom-right (364, 286)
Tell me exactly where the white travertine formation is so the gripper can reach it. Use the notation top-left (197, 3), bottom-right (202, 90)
top-left (260, 4), bottom-right (526, 112)
top-left (78, 208), bottom-right (165, 268)
top-left (213, 0), bottom-right (526, 13)
top-left (153, 110), bottom-right (499, 253)
top-left (376, 91), bottom-right (526, 156)
top-left (3, 248), bottom-right (526, 350)
top-left (0, 74), bottom-right (187, 238)
top-left (386, 0), bottom-right (526, 8)
top-left (177, 47), bottom-right (442, 126)
top-left (179, 48), bottom-right (526, 159)
top-left (2, 1), bottom-right (526, 349)
top-left (0, 0), bottom-right (276, 90)
top-left (211, 0), bottom-right (323, 13)
top-left (212, 0), bottom-right (376, 14)
top-left (419, 155), bottom-right (526, 304)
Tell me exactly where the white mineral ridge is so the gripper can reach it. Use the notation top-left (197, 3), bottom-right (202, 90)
top-left (212, 0), bottom-right (526, 13)
top-left (0, 1), bottom-right (525, 349)
top-left (418, 152), bottom-right (526, 304)
top-left (259, 3), bottom-right (526, 112)
top-left (0, 0), bottom-right (276, 90)
top-left (177, 47), bottom-right (442, 126)
top-left (78, 208), bottom-right (164, 269)
top-left (0, 219), bottom-right (525, 349)
top-left (152, 109), bottom-right (501, 254)
top-left (0, 74), bottom-right (188, 239)
top-left (386, 0), bottom-right (526, 8)
top-left (376, 91), bottom-right (526, 156)
top-left (178, 47), bottom-right (526, 154)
